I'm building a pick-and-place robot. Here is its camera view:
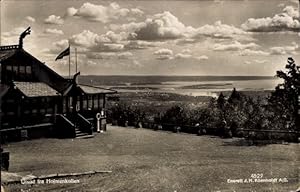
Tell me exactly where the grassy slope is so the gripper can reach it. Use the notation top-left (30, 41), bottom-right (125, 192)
top-left (3, 126), bottom-right (299, 192)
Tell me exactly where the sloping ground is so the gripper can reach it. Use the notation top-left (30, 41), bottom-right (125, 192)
top-left (2, 125), bottom-right (299, 192)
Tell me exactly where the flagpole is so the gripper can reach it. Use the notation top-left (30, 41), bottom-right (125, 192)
top-left (75, 48), bottom-right (77, 73)
top-left (68, 44), bottom-right (71, 79)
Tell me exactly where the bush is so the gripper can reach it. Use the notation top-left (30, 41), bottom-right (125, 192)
top-left (107, 102), bottom-right (146, 127)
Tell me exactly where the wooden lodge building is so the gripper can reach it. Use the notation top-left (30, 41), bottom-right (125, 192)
top-left (0, 29), bottom-right (116, 142)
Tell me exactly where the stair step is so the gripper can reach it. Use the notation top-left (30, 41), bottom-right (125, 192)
top-left (76, 132), bottom-right (89, 137)
top-left (76, 134), bottom-right (94, 139)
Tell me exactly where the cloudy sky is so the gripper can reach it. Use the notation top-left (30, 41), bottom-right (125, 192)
top-left (1, 0), bottom-right (300, 76)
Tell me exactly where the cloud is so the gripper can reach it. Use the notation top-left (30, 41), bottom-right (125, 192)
top-left (174, 53), bottom-right (192, 59)
top-left (69, 30), bottom-right (127, 52)
top-left (70, 30), bottom-right (99, 47)
top-left (86, 52), bottom-right (116, 59)
top-left (195, 55), bottom-right (209, 60)
top-left (244, 60), bottom-right (268, 64)
top-left (112, 12), bottom-right (253, 42)
top-left (283, 6), bottom-right (299, 18)
top-left (239, 42), bottom-right (299, 56)
top-left (25, 16), bottom-right (35, 22)
top-left (43, 28), bottom-right (64, 35)
top-left (132, 11), bottom-right (193, 40)
top-left (70, 30), bottom-right (127, 46)
top-left (131, 8), bottom-right (144, 16)
top-left (96, 43), bottom-right (124, 52)
top-left (118, 51), bottom-right (133, 59)
top-left (1, 26), bottom-right (36, 45)
top-left (109, 21), bottom-right (145, 32)
top-left (270, 42), bottom-right (299, 55)
top-left (241, 6), bottom-right (300, 32)
top-left (213, 41), bottom-right (259, 51)
top-left (191, 21), bottom-right (253, 41)
top-left (65, 7), bottom-right (77, 17)
top-left (44, 15), bottom-right (64, 25)
top-left (43, 39), bottom-right (69, 54)
top-left (175, 38), bottom-right (197, 45)
top-left (132, 60), bottom-right (143, 68)
top-left (2, 27), bottom-right (27, 37)
top-left (289, 0), bottom-right (299, 4)
top-left (71, 2), bottom-right (133, 23)
top-left (182, 49), bottom-right (192, 54)
top-left (69, 30), bottom-right (165, 52)
top-left (244, 61), bottom-right (251, 65)
top-left (239, 49), bottom-right (270, 56)
top-left (124, 40), bottom-right (163, 49)
top-left (86, 51), bottom-right (133, 60)
top-left (214, 0), bottom-right (225, 4)
top-left (87, 60), bottom-right (97, 66)
top-left (254, 59), bottom-right (268, 64)
top-left (154, 48), bottom-right (173, 60)
top-left (53, 39), bottom-right (69, 49)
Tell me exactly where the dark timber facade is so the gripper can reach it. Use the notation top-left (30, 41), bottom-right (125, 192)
top-left (0, 36), bottom-right (116, 142)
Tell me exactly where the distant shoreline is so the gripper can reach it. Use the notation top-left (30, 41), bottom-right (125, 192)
top-left (77, 75), bottom-right (278, 86)
top-left (77, 75), bottom-right (276, 79)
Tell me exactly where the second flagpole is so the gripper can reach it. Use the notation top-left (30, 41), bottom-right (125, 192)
top-left (68, 44), bottom-right (71, 79)
top-left (75, 48), bottom-right (77, 73)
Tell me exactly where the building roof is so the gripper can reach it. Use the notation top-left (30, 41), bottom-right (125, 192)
top-left (78, 84), bottom-right (117, 94)
top-left (14, 82), bottom-right (60, 97)
top-left (0, 46), bottom-right (71, 93)
top-left (0, 47), bottom-right (18, 62)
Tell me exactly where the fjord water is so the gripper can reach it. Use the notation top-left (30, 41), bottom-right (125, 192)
top-left (79, 76), bottom-right (281, 97)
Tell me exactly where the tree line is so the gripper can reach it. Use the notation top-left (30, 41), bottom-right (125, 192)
top-left (107, 58), bottom-right (299, 142)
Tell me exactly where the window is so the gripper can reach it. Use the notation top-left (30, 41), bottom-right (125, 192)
top-left (7, 112), bottom-right (15, 116)
top-left (19, 66), bottom-right (26, 74)
top-left (6, 99), bottom-right (15, 103)
top-left (63, 99), bottom-right (67, 113)
top-left (69, 97), bottom-right (73, 110)
top-left (94, 95), bottom-right (99, 109)
top-left (6, 65), bottom-right (12, 71)
top-left (26, 66), bottom-right (32, 74)
top-left (40, 108), bottom-right (46, 114)
top-left (23, 110), bottom-right (30, 114)
top-left (99, 95), bottom-right (104, 108)
top-left (46, 108), bottom-right (53, 113)
top-left (82, 97), bottom-right (87, 110)
top-left (13, 66), bottom-right (18, 72)
top-left (88, 96), bottom-right (92, 110)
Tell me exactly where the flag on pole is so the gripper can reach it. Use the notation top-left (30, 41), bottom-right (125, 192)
top-left (55, 46), bottom-right (70, 61)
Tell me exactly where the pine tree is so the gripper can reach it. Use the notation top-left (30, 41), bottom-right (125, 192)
top-left (268, 58), bottom-right (300, 130)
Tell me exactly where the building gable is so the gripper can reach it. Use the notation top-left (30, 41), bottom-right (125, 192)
top-left (0, 47), bottom-right (70, 93)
